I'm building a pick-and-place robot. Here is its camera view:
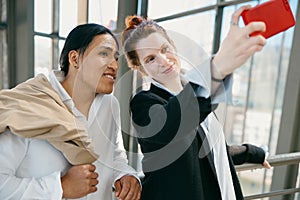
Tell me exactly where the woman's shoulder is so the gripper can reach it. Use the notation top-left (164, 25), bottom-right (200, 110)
top-left (131, 89), bottom-right (157, 102)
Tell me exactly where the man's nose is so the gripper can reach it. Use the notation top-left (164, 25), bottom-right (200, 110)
top-left (107, 59), bottom-right (119, 71)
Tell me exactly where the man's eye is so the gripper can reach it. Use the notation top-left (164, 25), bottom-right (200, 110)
top-left (114, 52), bottom-right (120, 61)
top-left (100, 52), bottom-right (108, 57)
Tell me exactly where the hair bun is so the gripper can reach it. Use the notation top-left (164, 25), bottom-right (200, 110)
top-left (125, 15), bottom-right (144, 29)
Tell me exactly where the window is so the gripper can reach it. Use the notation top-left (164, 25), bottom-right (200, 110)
top-left (221, 0), bottom-right (298, 196)
top-left (88, 0), bottom-right (118, 30)
top-left (159, 10), bottom-right (215, 55)
top-left (34, 0), bottom-right (119, 76)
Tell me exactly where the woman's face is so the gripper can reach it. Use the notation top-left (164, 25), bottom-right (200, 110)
top-left (77, 34), bottom-right (119, 94)
top-left (135, 32), bottom-right (180, 85)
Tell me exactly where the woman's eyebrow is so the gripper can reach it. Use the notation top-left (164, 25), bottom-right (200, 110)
top-left (161, 42), bottom-right (168, 48)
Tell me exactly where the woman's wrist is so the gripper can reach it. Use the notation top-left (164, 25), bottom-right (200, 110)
top-left (210, 55), bottom-right (227, 82)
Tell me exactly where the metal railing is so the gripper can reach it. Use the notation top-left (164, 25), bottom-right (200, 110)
top-left (235, 152), bottom-right (300, 200)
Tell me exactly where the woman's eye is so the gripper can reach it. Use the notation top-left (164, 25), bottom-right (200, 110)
top-left (146, 56), bottom-right (155, 64)
top-left (161, 46), bottom-right (169, 53)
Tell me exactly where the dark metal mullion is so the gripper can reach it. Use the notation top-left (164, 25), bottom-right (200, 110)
top-left (138, 0), bottom-right (148, 18)
top-left (0, 22), bottom-right (7, 29)
top-left (86, 0), bottom-right (89, 22)
top-left (212, 5), bottom-right (224, 54)
top-left (114, 0), bottom-right (139, 168)
top-left (34, 31), bottom-right (66, 40)
top-left (51, 0), bottom-right (59, 70)
top-left (8, 0), bottom-right (34, 87)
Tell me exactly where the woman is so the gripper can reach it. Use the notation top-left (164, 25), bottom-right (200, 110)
top-left (0, 24), bottom-right (141, 200)
top-left (122, 6), bottom-right (269, 200)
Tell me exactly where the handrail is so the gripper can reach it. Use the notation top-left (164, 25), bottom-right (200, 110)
top-left (244, 188), bottom-right (300, 200)
top-left (235, 152), bottom-right (300, 199)
top-left (235, 152), bottom-right (300, 171)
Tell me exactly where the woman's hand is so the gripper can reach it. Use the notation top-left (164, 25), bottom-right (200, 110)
top-left (114, 175), bottom-right (141, 200)
top-left (212, 5), bottom-right (267, 79)
top-left (263, 159), bottom-right (272, 169)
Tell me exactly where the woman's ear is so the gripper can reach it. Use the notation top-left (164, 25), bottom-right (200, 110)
top-left (68, 50), bottom-right (79, 69)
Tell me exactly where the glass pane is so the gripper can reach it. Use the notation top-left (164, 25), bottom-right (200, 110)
top-left (34, 36), bottom-right (51, 76)
top-left (34, 0), bottom-right (52, 33)
top-left (57, 39), bottom-right (66, 70)
top-left (148, 0), bottom-right (216, 19)
top-left (59, 0), bottom-right (78, 37)
top-left (1, 0), bottom-right (7, 22)
top-left (0, 30), bottom-right (8, 89)
top-left (88, 0), bottom-right (118, 30)
top-left (159, 10), bottom-right (215, 56)
top-left (222, 0), bottom-right (298, 197)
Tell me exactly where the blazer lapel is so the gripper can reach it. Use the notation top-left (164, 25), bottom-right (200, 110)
top-left (197, 120), bottom-right (218, 179)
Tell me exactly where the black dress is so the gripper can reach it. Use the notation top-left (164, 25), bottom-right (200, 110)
top-left (130, 83), bottom-right (245, 200)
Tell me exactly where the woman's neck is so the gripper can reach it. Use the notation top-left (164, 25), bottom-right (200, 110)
top-left (160, 76), bottom-right (183, 94)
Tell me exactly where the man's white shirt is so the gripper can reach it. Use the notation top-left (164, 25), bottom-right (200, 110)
top-left (0, 70), bottom-right (139, 200)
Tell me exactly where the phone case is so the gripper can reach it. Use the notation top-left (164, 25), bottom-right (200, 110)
top-left (241, 0), bottom-right (296, 38)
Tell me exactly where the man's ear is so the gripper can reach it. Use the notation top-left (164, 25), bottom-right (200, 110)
top-left (68, 50), bottom-right (79, 69)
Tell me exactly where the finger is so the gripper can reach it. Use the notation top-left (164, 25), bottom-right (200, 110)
top-left (263, 160), bottom-right (272, 169)
top-left (231, 5), bottom-right (252, 26)
top-left (118, 182), bottom-right (130, 200)
top-left (239, 35), bottom-right (265, 56)
top-left (137, 188), bottom-right (141, 200)
top-left (89, 185), bottom-right (98, 194)
top-left (90, 178), bottom-right (99, 186)
top-left (246, 42), bottom-right (265, 54)
top-left (114, 180), bottom-right (122, 197)
top-left (130, 183), bottom-right (141, 200)
top-left (124, 181), bottom-right (140, 200)
top-left (123, 188), bottom-right (135, 200)
top-left (245, 35), bottom-right (266, 50)
top-left (244, 21), bottom-right (266, 36)
top-left (88, 164), bottom-right (96, 172)
top-left (89, 172), bottom-right (99, 179)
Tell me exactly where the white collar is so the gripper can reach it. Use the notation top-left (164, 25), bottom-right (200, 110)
top-left (48, 70), bottom-right (72, 103)
top-left (150, 74), bottom-right (188, 96)
top-left (151, 79), bottom-right (177, 96)
top-left (48, 70), bottom-right (86, 119)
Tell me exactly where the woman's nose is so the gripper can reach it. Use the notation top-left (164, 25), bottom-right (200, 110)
top-left (158, 53), bottom-right (170, 67)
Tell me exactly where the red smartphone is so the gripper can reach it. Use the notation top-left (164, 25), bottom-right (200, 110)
top-left (241, 0), bottom-right (296, 38)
